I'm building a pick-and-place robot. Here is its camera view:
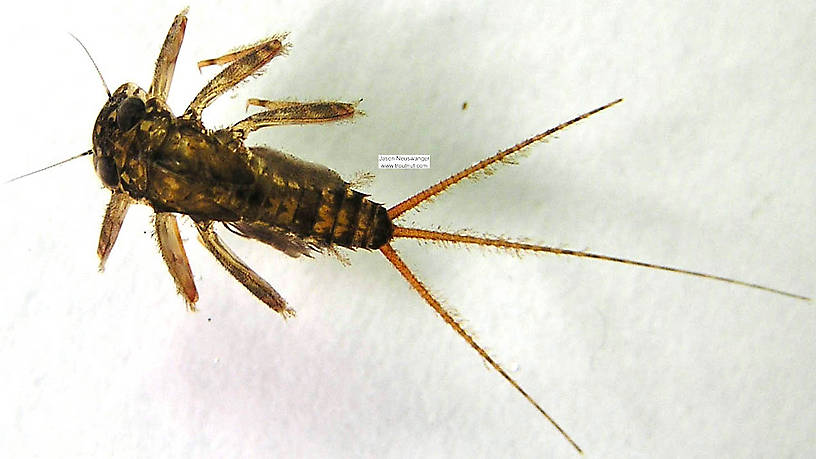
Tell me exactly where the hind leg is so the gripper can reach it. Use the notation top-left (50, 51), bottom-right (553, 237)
top-left (195, 221), bottom-right (295, 318)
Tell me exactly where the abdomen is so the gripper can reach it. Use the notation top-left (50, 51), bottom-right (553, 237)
top-left (247, 146), bottom-right (393, 250)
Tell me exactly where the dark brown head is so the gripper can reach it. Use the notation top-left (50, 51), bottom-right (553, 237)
top-left (91, 83), bottom-right (148, 189)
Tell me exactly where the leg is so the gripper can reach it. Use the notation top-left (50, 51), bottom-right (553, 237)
top-left (154, 213), bottom-right (199, 310)
top-left (230, 99), bottom-right (358, 139)
top-left (148, 8), bottom-right (188, 101)
top-left (197, 44), bottom-right (264, 70)
top-left (184, 35), bottom-right (289, 119)
top-left (195, 221), bottom-right (296, 318)
top-left (225, 221), bottom-right (316, 258)
top-left (97, 192), bottom-right (130, 271)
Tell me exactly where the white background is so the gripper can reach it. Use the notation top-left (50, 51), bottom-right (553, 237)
top-left (1, 1), bottom-right (814, 458)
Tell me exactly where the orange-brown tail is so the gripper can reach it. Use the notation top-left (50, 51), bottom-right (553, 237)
top-left (378, 99), bottom-right (810, 454)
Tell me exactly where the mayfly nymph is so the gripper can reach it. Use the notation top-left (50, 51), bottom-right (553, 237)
top-left (50, 8), bottom-right (807, 454)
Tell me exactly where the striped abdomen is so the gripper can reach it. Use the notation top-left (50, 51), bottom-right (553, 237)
top-left (257, 179), bottom-right (393, 250)
top-left (246, 146), bottom-right (392, 250)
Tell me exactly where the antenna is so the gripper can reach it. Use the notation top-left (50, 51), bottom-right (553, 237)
top-left (6, 150), bottom-right (93, 184)
top-left (6, 33), bottom-right (111, 184)
top-left (70, 33), bottom-right (111, 98)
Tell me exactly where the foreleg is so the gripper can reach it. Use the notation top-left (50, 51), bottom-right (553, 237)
top-left (148, 7), bottom-right (188, 101)
top-left (97, 192), bottom-right (130, 270)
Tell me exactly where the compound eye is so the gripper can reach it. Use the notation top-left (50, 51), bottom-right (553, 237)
top-left (94, 155), bottom-right (119, 187)
top-left (116, 97), bottom-right (146, 131)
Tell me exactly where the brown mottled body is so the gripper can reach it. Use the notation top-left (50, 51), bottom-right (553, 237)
top-left (91, 9), bottom-right (367, 317)
top-left (94, 89), bottom-right (391, 251)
